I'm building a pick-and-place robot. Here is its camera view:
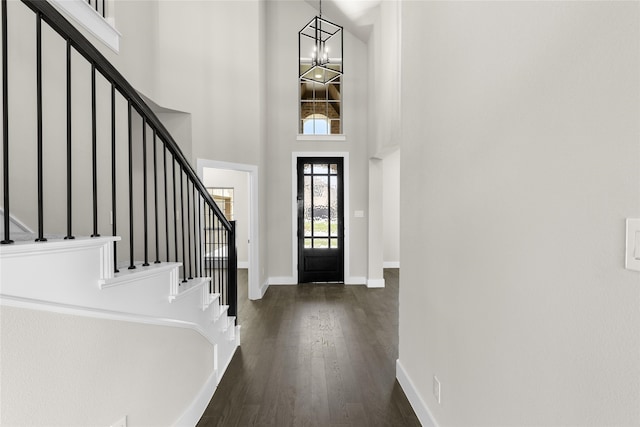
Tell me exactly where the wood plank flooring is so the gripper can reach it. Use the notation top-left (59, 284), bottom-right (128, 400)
top-left (198, 269), bottom-right (420, 427)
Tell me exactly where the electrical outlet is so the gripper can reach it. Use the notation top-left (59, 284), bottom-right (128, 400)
top-left (110, 416), bottom-right (127, 427)
top-left (433, 376), bottom-right (441, 404)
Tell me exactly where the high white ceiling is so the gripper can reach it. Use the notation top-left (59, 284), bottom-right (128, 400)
top-left (303, 0), bottom-right (382, 42)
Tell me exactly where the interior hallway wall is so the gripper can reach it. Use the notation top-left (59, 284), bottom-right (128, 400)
top-left (382, 149), bottom-right (400, 267)
top-left (399, 2), bottom-right (640, 426)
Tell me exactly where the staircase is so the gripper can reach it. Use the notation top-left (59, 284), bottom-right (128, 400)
top-left (0, 235), bottom-right (240, 424)
top-left (0, 0), bottom-right (240, 424)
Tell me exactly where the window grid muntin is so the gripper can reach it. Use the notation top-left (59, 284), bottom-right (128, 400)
top-left (303, 162), bottom-right (339, 249)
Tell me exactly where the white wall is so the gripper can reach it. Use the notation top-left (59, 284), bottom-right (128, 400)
top-left (1, 307), bottom-right (213, 426)
top-left (154, 1), bottom-right (263, 167)
top-left (264, 1), bottom-right (370, 283)
top-left (202, 168), bottom-right (250, 267)
top-left (367, 0), bottom-right (401, 158)
top-left (399, 2), bottom-right (640, 426)
top-left (382, 149), bottom-right (400, 267)
top-left (366, 1), bottom-right (401, 284)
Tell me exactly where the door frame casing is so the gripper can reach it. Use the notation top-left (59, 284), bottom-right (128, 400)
top-left (292, 152), bottom-right (351, 284)
top-left (197, 159), bottom-right (260, 300)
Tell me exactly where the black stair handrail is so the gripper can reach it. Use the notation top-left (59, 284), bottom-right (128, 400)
top-left (15, 0), bottom-right (231, 231)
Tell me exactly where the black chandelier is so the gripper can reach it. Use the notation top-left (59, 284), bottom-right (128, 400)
top-left (299, 0), bottom-right (343, 84)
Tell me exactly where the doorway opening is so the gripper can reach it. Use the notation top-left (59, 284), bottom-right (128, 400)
top-left (197, 159), bottom-right (260, 300)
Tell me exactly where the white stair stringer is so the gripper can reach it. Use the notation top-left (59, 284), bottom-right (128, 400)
top-left (0, 236), bottom-right (240, 378)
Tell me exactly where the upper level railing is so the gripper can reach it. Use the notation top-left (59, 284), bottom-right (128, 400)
top-left (85, 0), bottom-right (106, 19)
top-left (0, 0), bottom-right (237, 318)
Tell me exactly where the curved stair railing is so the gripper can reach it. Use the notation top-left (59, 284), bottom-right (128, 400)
top-left (0, 0), bottom-right (237, 319)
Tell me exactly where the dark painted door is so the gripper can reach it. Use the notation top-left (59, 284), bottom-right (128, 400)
top-left (297, 157), bottom-right (344, 283)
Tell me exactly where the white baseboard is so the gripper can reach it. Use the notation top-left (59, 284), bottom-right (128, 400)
top-left (237, 261), bottom-right (249, 269)
top-left (269, 276), bottom-right (298, 285)
top-left (383, 261), bottom-right (400, 268)
top-left (219, 344), bottom-right (238, 383)
top-left (175, 335), bottom-right (240, 426)
top-left (173, 366), bottom-right (218, 427)
top-left (345, 276), bottom-right (366, 285)
top-left (252, 280), bottom-right (269, 300)
top-left (396, 359), bottom-right (439, 427)
top-left (367, 278), bottom-right (385, 288)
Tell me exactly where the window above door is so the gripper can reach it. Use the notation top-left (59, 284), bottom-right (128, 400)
top-left (299, 78), bottom-right (342, 137)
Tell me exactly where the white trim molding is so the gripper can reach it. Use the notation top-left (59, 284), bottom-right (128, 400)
top-left (383, 261), bottom-right (400, 269)
top-left (367, 278), bottom-right (385, 288)
top-left (259, 279), bottom-right (269, 299)
top-left (396, 359), bottom-right (439, 427)
top-left (297, 134), bottom-right (347, 142)
top-left (50, 0), bottom-right (121, 52)
top-left (345, 276), bottom-right (366, 285)
top-left (269, 276), bottom-right (298, 285)
top-left (174, 367), bottom-right (219, 427)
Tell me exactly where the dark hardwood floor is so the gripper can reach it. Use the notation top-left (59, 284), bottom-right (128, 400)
top-left (198, 269), bottom-right (420, 427)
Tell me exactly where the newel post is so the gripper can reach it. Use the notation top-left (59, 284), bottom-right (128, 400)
top-left (227, 220), bottom-right (238, 324)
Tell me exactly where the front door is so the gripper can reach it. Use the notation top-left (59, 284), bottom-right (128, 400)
top-left (297, 157), bottom-right (344, 283)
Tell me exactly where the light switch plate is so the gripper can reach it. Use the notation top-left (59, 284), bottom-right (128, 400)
top-left (625, 219), bottom-right (640, 272)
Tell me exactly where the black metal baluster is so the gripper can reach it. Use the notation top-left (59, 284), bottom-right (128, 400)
top-left (209, 206), bottom-right (214, 291)
top-left (172, 155), bottom-right (178, 265)
top-left (213, 208), bottom-right (217, 292)
top-left (191, 186), bottom-right (196, 277)
top-left (153, 130), bottom-right (160, 263)
top-left (35, 13), bottom-right (46, 242)
top-left (101, 0), bottom-right (105, 18)
top-left (180, 166), bottom-right (187, 282)
top-left (111, 84), bottom-right (118, 273)
top-left (214, 209), bottom-right (218, 295)
top-left (163, 144), bottom-right (169, 262)
top-left (91, 64), bottom-right (99, 237)
top-left (205, 202), bottom-right (210, 285)
top-left (186, 179), bottom-right (192, 279)
top-left (127, 101), bottom-right (135, 269)
top-left (202, 199), bottom-right (207, 284)
top-left (198, 194), bottom-right (202, 278)
top-left (205, 205), bottom-right (210, 285)
top-left (64, 40), bottom-right (74, 240)
top-left (217, 216), bottom-right (221, 299)
top-left (220, 219), bottom-right (231, 307)
top-left (142, 118), bottom-right (149, 266)
top-left (218, 217), bottom-right (222, 301)
top-left (215, 210), bottom-right (219, 295)
top-left (1, 0), bottom-right (12, 245)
